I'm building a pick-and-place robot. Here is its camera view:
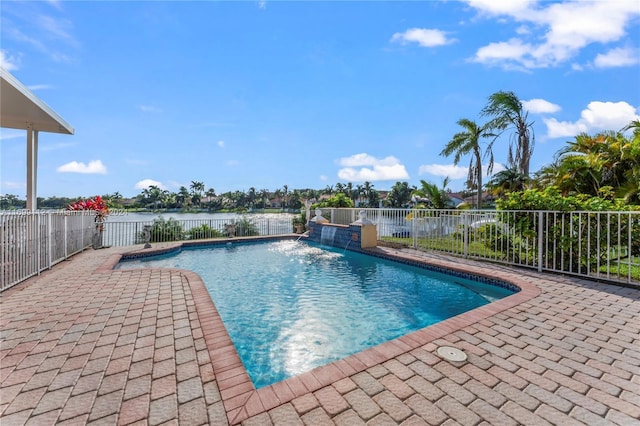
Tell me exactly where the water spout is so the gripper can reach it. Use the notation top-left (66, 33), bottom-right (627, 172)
top-left (343, 239), bottom-right (352, 254)
top-left (320, 226), bottom-right (337, 246)
top-left (296, 230), bottom-right (309, 242)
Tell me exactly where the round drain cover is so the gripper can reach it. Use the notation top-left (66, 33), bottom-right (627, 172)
top-left (437, 346), bottom-right (467, 362)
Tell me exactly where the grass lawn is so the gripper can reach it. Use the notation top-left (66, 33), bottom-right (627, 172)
top-left (599, 256), bottom-right (640, 280)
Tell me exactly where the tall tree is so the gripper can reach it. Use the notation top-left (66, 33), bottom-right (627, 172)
top-left (190, 181), bottom-right (205, 208)
top-left (482, 91), bottom-right (535, 177)
top-left (386, 181), bottom-right (414, 208)
top-left (260, 189), bottom-right (269, 209)
top-left (412, 177), bottom-right (451, 209)
top-left (486, 167), bottom-right (528, 198)
top-left (441, 118), bottom-right (495, 209)
top-left (177, 186), bottom-right (191, 208)
top-left (246, 187), bottom-right (256, 209)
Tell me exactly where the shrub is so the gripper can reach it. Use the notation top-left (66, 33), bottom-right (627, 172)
top-left (492, 187), bottom-right (640, 271)
top-left (226, 216), bottom-right (259, 237)
top-left (137, 216), bottom-right (185, 243)
top-left (187, 224), bottom-right (223, 240)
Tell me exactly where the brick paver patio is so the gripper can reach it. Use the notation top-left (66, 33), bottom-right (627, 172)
top-left (1, 241), bottom-right (639, 425)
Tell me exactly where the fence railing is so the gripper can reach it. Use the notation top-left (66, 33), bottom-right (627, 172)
top-left (1, 210), bottom-right (97, 292)
top-left (3, 208), bottom-right (637, 291)
top-left (102, 216), bottom-right (296, 247)
top-left (323, 208), bottom-right (640, 287)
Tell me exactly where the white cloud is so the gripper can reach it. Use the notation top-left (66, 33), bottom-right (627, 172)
top-left (217, 140), bottom-right (225, 148)
top-left (139, 105), bottom-right (163, 113)
top-left (473, 39), bottom-right (534, 70)
top-left (40, 141), bottom-right (77, 151)
top-left (38, 15), bottom-right (79, 48)
top-left (57, 160), bottom-right (107, 174)
top-left (466, 0), bottom-right (534, 18)
top-left (0, 131), bottom-right (24, 141)
top-left (27, 84), bottom-right (54, 91)
top-left (593, 47), bottom-right (639, 68)
top-left (0, 50), bottom-right (20, 71)
top-left (543, 101), bottom-right (640, 138)
top-left (419, 163), bottom-right (505, 179)
top-left (418, 164), bottom-right (468, 179)
top-left (390, 28), bottom-right (454, 48)
top-left (2, 181), bottom-right (25, 190)
top-left (227, 160), bottom-right (240, 166)
top-left (467, 0), bottom-right (640, 69)
top-left (336, 153), bottom-right (409, 181)
top-left (134, 179), bottom-right (165, 190)
top-left (522, 98), bottom-right (561, 114)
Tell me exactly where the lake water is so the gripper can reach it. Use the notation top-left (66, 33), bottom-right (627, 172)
top-left (106, 211), bottom-right (295, 222)
top-left (102, 211), bottom-right (296, 246)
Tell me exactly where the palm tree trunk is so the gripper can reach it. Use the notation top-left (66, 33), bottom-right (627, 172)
top-left (475, 148), bottom-right (483, 209)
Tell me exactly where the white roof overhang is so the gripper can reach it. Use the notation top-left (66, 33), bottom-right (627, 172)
top-left (1, 68), bottom-right (74, 134)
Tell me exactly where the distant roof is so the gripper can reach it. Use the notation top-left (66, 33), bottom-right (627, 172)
top-left (0, 68), bottom-right (74, 134)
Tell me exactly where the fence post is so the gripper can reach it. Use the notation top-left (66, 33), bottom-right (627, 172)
top-left (38, 214), bottom-right (43, 274)
top-left (412, 212), bottom-right (417, 249)
top-left (463, 212), bottom-right (468, 258)
top-left (537, 211), bottom-right (543, 272)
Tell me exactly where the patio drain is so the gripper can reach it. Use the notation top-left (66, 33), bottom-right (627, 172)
top-left (437, 346), bottom-right (467, 362)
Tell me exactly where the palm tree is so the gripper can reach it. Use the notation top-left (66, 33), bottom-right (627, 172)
top-left (550, 129), bottom-right (640, 202)
top-left (190, 181), bottom-right (205, 208)
top-left (412, 177), bottom-right (451, 209)
top-left (361, 181), bottom-right (375, 207)
top-left (386, 181), bottom-right (414, 208)
top-left (260, 189), bottom-right (269, 209)
top-left (205, 188), bottom-right (217, 210)
top-left (486, 167), bottom-right (528, 197)
top-left (247, 187), bottom-right (257, 209)
top-left (281, 185), bottom-right (289, 210)
top-left (177, 186), bottom-right (191, 208)
top-left (441, 118), bottom-right (495, 209)
top-left (482, 91), bottom-right (535, 177)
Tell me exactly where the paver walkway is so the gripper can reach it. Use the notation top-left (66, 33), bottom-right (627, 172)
top-left (1, 243), bottom-right (639, 425)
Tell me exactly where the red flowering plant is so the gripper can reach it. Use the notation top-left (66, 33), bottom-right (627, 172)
top-left (67, 195), bottom-right (109, 223)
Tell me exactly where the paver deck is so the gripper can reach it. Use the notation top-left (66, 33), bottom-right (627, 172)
top-left (1, 242), bottom-right (639, 425)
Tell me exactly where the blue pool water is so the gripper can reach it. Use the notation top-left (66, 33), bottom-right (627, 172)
top-left (117, 240), bottom-right (515, 388)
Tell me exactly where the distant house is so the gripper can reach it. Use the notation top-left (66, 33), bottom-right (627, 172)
top-left (446, 193), bottom-right (466, 208)
top-left (269, 197), bottom-right (283, 208)
top-left (463, 191), bottom-right (497, 208)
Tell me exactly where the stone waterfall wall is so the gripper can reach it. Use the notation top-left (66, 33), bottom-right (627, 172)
top-left (307, 222), bottom-right (376, 252)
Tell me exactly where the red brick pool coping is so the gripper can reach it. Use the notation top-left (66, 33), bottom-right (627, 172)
top-left (102, 240), bottom-right (541, 425)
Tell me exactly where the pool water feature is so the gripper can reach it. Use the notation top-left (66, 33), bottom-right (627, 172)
top-left (117, 240), bottom-right (515, 388)
top-left (320, 226), bottom-right (337, 245)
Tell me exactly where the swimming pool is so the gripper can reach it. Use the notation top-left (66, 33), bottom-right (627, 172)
top-left (117, 239), bottom-right (516, 388)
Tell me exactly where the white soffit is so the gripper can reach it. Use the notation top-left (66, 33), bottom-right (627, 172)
top-left (0, 68), bottom-right (74, 135)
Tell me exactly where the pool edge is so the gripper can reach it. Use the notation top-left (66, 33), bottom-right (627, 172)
top-left (132, 241), bottom-right (542, 425)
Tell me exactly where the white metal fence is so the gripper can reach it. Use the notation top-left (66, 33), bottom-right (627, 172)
top-left (102, 216), bottom-right (296, 247)
top-left (1, 210), bottom-right (97, 291)
top-left (324, 208), bottom-right (640, 287)
top-left (3, 208), bottom-right (637, 291)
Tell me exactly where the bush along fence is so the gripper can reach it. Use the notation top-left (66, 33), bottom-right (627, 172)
top-left (101, 215), bottom-right (298, 247)
top-left (321, 208), bottom-right (640, 287)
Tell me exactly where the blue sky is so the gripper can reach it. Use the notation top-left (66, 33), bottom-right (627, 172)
top-left (1, 0), bottom-right (639, 199)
